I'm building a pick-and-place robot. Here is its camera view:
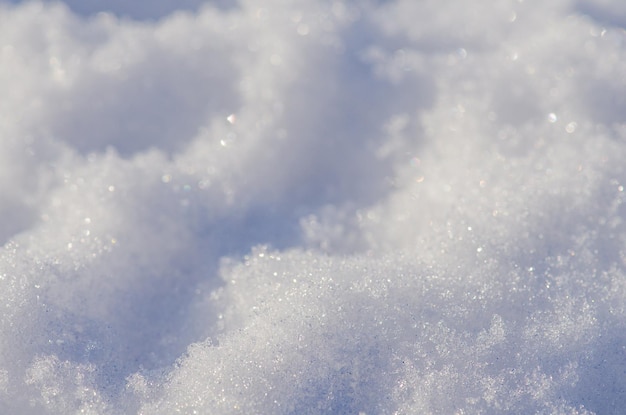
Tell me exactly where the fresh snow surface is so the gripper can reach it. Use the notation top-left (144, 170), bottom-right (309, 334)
top-left (1, 0), bottom-right (626, 414)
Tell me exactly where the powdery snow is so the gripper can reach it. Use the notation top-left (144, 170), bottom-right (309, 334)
top-left (1, 0), bottom-right (626, 413)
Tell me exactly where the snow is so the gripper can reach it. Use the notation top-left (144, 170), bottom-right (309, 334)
top-left (1, 0), bottom-right (626, 413)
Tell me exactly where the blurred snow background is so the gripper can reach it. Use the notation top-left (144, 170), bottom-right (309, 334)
top-left (1, 0), bottom-right (626, 413)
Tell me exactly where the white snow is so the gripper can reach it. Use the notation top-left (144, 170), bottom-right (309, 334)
top-left (1, 0), bottom-right (626, 413)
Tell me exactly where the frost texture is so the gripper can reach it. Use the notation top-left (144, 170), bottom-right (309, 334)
top-left (0, 0), bottom-right (626, 414)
